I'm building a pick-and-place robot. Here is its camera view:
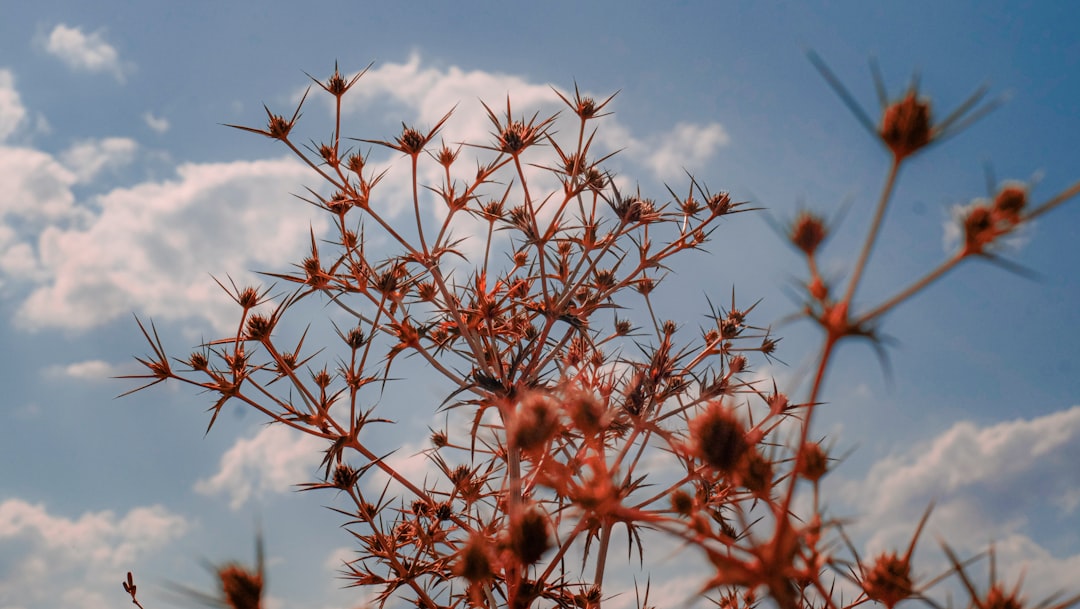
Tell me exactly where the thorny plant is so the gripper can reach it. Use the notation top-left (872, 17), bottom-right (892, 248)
top-left (123, 57), bottom-right (1080, 609)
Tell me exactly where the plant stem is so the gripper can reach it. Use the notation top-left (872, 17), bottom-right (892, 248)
top-left (842, 158), bottom-right (902, 306)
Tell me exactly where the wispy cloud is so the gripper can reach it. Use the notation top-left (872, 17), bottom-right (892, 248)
top-left (42, 24), bottom-right (129, 82)
top-left (42, 358), bottom-right (123, 381)
top-left (142, 111), bottom-right (170, 133)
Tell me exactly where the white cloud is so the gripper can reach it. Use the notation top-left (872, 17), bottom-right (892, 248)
top-left (638, 122), bottom-right (730, 182)
top-left (0, 69), bottom-right (27, 142)
top-left (0, 499), bottom-right (188, 609)
top-left (839, 405), bottom-right (1080, 598)
top-left (143, 111), bottom-right (170, 133)
top-left (43, 24), bottom-right (128, 82)
top-left (60, 137), bottom-right (138, 183)
top-left (9, 156), bottom-right (321, 332)
top-left (195, 425), bottom-right (325, 510)
top-left (42, 358), bottom-right (121, 381)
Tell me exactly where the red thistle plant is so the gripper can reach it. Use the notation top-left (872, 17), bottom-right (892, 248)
top-left (122, 57), bottom-right (1080, 609)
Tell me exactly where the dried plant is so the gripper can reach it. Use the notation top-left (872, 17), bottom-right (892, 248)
top-left (122, 58), bottom-right (1080, 609)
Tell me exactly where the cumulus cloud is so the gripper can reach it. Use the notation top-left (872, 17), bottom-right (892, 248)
top-left (0, 69), bottom-right (27, 141)
top-left (195, 425), bottom-right (325, 510)
top-left (0, 499), bottom-right (188, 609)
top-left (60, 136), bottom-right (138, 183)
top-left (840, 405), bottom-right (1080, 597)
top-left (8, 156), bottom-right (321, 332)
top-left (43, 24), bottom-right (128, 82)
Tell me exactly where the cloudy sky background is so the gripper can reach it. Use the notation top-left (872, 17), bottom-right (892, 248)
top-left (2, 2), bottom-right (1079, 608)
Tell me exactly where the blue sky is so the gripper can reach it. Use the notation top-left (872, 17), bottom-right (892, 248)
top-left (1, 2), bottom-right (1079, 608)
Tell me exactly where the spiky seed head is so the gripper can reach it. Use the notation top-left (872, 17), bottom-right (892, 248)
top-left (738, 450), bottom-right (773, 495)
top-left (508, 506), bottom-right (551, 566)
top-left (312, 369), bottom-right (332, 388)
top-left (450, 463), bottom-right (472, 483)
top-left (319, 144), bottom-right (337, 165)
top-left (266, 114), bottom-right (292, 140)
top-left (565, 391), bottom-right (607, 436)
top-left (397, 126), bottom-right (426, 155)
top-left (332, 463), bottom-right (359, 490)
top-left (615, 318), bottom-right (632, 335)
top-left (728, 355), bottom-right (747, 374)
top-left (346, 153), bottom-right (365, 174)
top-left (993, 184), bottom-right (1027, 224)
top-left (343, 327), bottom-right (365, 350)
top-left (798, 442), bottom-right (829, 482)
top-left (690, 401), bottom-right (749, 473)
top-left (790, 210), bottom-right (828, 256)
top-left (238, 287), bottom-right (260, 309)
top-left (984, 584), bottom-right (1026, 609)
top-left (636, 277), bottom-right (655, 295)
top-left (964, 204), bottom-right (995, 251)
top-left (454, 533), bottom-right (495, 583)
top-left (511, 393), bottom-right (562, 455)
top-left (218, 564), bottom-right (263, 609)
top-left (245, 314), bottom-right (274, 342)
top-left (671, 489), bottom-right (695, 516)
top-left (435, 502), bottom-right (453, 521)
top-left (880, 93), bottom-right (932, 160)
top-left (430, 429), bottom-right (448, 448)
top-left (436, 144), bottom-right (459, 167)
top-left (188, 352), bottom-right (209, 371)
top-left (708, 192), bottom-right (732, 215)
